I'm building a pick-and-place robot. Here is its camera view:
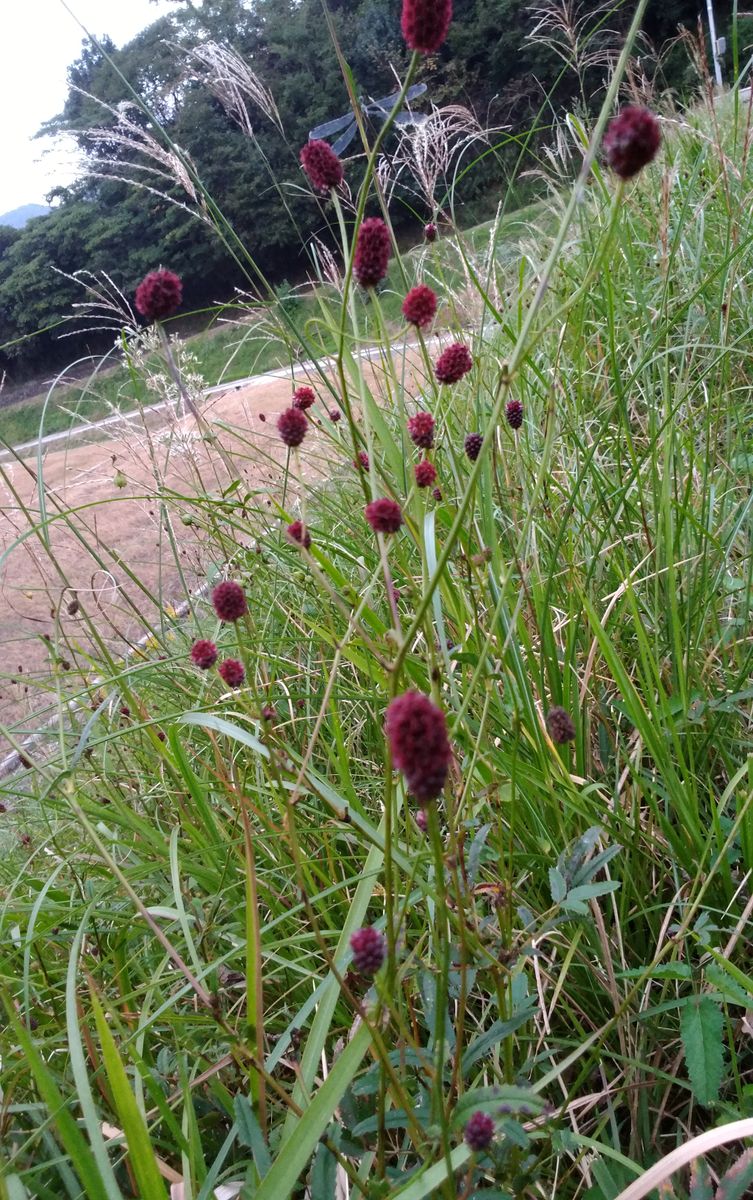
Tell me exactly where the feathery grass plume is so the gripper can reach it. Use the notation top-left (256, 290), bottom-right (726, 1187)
top-left (75, 93), bottom-right (209, 222)
top-left (464, 432), bottom-right (483, 461)
top-left (190, 639), bottom-right (218, 669)
top-left (354, 217), bottom-right (391, 287)
top-left (402, 283), bottom-right (438, 327)
top-left (286, 520), bottom-right (311, 549)
top-left (408, 411), bottom-right (435, 448)
top-left (350, 926), bottom-right (387, 976)
top-left (212, 581), bottom-right (248, 623)
top-left (218, 659), bottom-right (245, 688)
top-left (383, 104), bottom-right (493, 213)
top-left (185, 40), bottom-right (283, 136)
top-left (545, 706), bottom-right (576, 743)
top-left (292, 386), bottom-right (315, 410)
top-left (365, 498), bottom-right (403, 534)
top-left (277, 406), bottom-right (308, 447)
top-left (603, 106), bottom-right (661, 178)
top-left (300, 138), bottom-right (344, 192)
top-left (385, 690), bottom-right (451, 803)
top-left (401, 0), bottom-right (453, 54)
top-left (134, 270), bottom-right (183, 322)
top-left (415, 459), bottom-right (437, 488)
top-left (435, 342), bottom-right (472, 384)
top-left (464, 1111), bottom-right (495, 1151)
top-left (506, 399), bottom-right (523, 429)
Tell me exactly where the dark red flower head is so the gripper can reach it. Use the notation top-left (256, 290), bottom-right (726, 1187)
top-left (212, 581), bottom-right (248, 623)
top-left (190, 639), bottom-right (218, 669)
top-left (506, 399), bottom-right (523, 430)
top-left (402, 284), bottom-right (438, 327)
top-left (464, 1111), bottom-right (494, 1152)
top-left (135, 269), bottom-right (183, 322)
top-left (329, 408), bottom-right (341, 422)
top-left (300, 138), bottom-right (344, 192)
top-left (408, 411), bottom-right (435, 449)
top-left (435, 342), bottom-right (472, 385)
top-left (354, 217), bottom-right (391, 288)
top-left (354, 450), bottom-right (369, 471)
top-left (261, 704), bottom-right (276, 722)
top-left (287, 520), bottom-right (311, 549)
top-left (603, 107), bottom-right (661, 179)
top-left (415, 459), bottom-right (437, 488)
top-left (432, 486), bottom-right (442, 501)
top-left (464, 432), bottom-right (483, 461)
top-left (424, 222), bottom-right (438, 243)
top-left (401, 0), bottom-right (452, 54)
top-left (365, 498), bottom-right (403, 534)
top-left (350, 926), bottom-right (386, 976)
top-left (292, 385), bottom-right (315, 410)
top-left (385, 690), bottom-right (451, 804)
top-left (277, 406), bottom-right (308, 448)
top-left (545, 706), bottom-right (576, 744)
top-left (218, 658), bottom-right (245, 688)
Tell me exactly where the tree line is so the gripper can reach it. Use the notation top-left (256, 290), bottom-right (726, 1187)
top-left (0, 0), bottom-right (721, 385)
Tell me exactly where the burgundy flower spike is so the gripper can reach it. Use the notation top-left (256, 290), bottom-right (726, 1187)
top-left (277, 406), bottom-right (308, 448)
top-left (135, 269), bottom-right (182, 322)
top-left (190, 639), bottom-right (218, 670)
top-left (408, 411), bottom-right (435, 449)
top-left (350, 926), bottom-right (386, 976)
top-left (385, 690), bottom-right (451, 804)
top-left (354, 218), bottom-right (391, 288)
top-left (218, 659), bottom-right (245, 688)
top-left (212, 581), bottom-right (248, 623)
top-left (401, 0), bottom-right (453, 54)
top-left (365, 498), bottom-right (403, 534)
top-left (292, 385), bottom-right (315, 410)
top-left (402, 284), bottom-right (437, 327)
top-left (435, 342), bottom-right (472, 385)
top-left (415, 459), bottom-right (437, 488)
top-left (287, 520), bottom-right (311, 549)
top-left (300, 139), bottom-right (344, 192)
top-left (603, 107), bottom-right (661, 179)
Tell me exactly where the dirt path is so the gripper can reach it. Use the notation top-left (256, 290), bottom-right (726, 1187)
top-left (0, 345), bottom-right (425, 744)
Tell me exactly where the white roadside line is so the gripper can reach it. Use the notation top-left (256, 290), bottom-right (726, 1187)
top-left (0, 333), bottom-right (436, 778)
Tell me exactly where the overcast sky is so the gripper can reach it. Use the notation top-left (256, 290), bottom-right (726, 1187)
top-left (0, 0), bottom-right (175, 215)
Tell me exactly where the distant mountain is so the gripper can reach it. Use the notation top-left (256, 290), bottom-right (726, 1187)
top-left (0, 204), bottom-right (51, 229)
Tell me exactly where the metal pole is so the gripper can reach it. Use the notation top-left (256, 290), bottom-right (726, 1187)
top-left (706, 0), bottom-right (724, 87)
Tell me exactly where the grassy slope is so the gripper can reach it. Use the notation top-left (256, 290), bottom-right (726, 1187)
top-left (0, 101), bottom-right (752, 1200)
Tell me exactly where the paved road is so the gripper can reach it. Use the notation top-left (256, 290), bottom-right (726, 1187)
top-left (4, 339), bottom-right (425, 458)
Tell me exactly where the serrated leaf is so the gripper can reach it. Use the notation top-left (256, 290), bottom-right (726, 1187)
top-left (461, 1002), bottom-right (538, 1075)
top-left (715, 1148), bottom-right (753, 1200)
top-left (681, 995), bottom-right (725, 1106)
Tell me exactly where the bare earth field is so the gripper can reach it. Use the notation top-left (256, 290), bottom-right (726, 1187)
top-left (0, 356), bottom-right (402, 745)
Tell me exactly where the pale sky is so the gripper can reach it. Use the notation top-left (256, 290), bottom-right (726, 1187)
top-left (0, 0), bottom-right (175, 215)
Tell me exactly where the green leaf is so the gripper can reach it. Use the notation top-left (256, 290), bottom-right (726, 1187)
top-left (549, 867), bottom-right (567, 903)
top-left (680, 995), bottom-right (725, 1106)
top-left (90, 990), bottom-right (168, 1198)
top-left (254, 1021), bottom-right (371, 1200)
top-left (234, 1095), bottom-right (271, 1178)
